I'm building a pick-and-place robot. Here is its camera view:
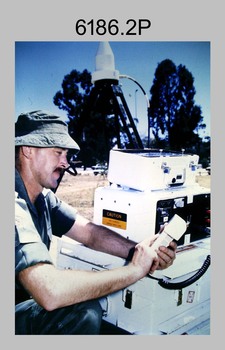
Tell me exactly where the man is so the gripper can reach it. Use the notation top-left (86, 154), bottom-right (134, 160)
top-left (15, 110), bottom-right (177, 335)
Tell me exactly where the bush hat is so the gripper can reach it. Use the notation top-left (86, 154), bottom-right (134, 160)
top-left (15, 110), bottom-right (80, 151)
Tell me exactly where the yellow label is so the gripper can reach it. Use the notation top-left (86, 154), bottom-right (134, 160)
top-left (102, 209), bottom-right (127, 230)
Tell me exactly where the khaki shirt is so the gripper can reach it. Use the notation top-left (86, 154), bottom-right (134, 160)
top-left (15, 169), bottom-right (76, 303)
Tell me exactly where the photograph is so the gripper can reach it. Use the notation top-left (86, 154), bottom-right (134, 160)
top-left (15, 40), bottom-right (211, 335)
top-left (1, 0), bottom-right (223, 345)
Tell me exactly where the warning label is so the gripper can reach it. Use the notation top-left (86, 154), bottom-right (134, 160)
top-left (102, 209), bottom-right (127, 230)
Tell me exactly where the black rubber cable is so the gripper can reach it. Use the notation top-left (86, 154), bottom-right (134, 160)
top-left (148, 255), bottom-right (211, 290)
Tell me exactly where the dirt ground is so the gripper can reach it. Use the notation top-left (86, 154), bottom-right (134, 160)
top-left (55, 171), bottom-right (211, 221)
top-left (55, 171), bottom-right (109, 220)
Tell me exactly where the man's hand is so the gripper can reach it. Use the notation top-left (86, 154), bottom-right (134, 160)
top-left (131, 241), bottom-right (159, 277)
top-left (149, 226), bottom-right (177, 270)
top-left (156, 241), bottom-right (177, 270)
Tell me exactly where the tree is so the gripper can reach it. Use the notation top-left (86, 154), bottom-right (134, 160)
top-left (53, 69), bottom-right (115, 166)
top-left (149, 59), bottom-right (206, 152)
top-left (53, 69), bottom-right (92, 135)
top-left (53, 69), bottom-right (93, 166)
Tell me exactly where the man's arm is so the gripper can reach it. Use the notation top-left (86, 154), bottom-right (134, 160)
top-left (65, 214), bottom-right (177, 269)
top-left (18, 240), bottom-right (158, 311)
top-left (65, 214), bottom-right (136, 259)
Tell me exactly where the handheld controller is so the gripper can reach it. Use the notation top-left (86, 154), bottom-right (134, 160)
top-left (151, 214), bottom-right (187, 250)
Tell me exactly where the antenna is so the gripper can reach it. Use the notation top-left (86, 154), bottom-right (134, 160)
top-left (90, 42), bottom-right (144, 149)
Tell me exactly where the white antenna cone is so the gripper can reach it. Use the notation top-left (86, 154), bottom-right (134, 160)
top-left (92, 42), bottom-right (119, 83)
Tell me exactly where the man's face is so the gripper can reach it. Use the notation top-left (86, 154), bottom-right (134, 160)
top-left (29, 147), bottom-right (69, 189)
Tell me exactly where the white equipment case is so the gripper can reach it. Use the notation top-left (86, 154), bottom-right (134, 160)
top-left (54, 149), bottom-right (211, 335)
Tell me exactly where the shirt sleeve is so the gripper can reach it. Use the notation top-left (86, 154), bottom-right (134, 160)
top-left (44, 189), bottom-right (77, 237)
top-left (15, 193), bottom-right (53, 276)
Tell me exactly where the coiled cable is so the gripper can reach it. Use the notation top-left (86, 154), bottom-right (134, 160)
top-left (148, 255), bottom-right (211, 290)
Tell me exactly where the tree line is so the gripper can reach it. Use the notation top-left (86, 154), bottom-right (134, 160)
top-left (53, 59), bottom-right (210, 168)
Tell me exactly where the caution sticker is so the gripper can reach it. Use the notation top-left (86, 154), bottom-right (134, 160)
top-left (102, 209), bottom-right (127, 230)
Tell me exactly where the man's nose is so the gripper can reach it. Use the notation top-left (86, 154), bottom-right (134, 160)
top-left (59, 154), bottom-right (69, 168)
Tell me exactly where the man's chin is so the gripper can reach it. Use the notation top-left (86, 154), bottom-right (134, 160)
top-left (48, 177), bottom-right (60, 191)
top-left (50, 171), bottom-right (64, 190)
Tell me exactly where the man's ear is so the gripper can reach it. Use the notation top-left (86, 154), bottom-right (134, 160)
top-left (21, 146), bottom-right (33, 159)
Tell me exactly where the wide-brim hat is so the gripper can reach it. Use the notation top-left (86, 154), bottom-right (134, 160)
top-left (15, 110), bottom-right (80, 151)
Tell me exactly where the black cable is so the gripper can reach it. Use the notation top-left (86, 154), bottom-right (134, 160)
top-left (148, 255), bottom-right (210, 290)
top-left (52, 164), bottom-right (78, 193)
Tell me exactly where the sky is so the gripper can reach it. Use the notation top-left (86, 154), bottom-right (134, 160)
top-left (15, 41), bottom-right (210, 139)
